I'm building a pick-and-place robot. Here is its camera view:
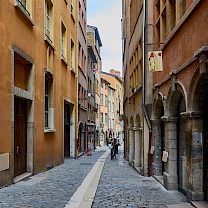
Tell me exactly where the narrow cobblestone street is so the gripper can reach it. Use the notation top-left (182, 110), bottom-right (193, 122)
top-left (0, 146), bottom-right (193, 208)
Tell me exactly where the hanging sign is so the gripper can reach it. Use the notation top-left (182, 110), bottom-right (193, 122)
top-left (148, 51), bottom-right (163, 72)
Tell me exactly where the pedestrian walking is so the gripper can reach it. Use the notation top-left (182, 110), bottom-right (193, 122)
top-left (109, 139), bottom-right (116, 159)
top-left (114, 138), bottom-right (118, 154)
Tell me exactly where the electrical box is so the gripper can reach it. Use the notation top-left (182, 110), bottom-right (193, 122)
top-left (195, 132), bottom-right (202, 145)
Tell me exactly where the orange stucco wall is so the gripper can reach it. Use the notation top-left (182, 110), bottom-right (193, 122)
top-left (153, 0), bottom-right (208, 94)
top-left (0, 0), bottom-right (78, 186)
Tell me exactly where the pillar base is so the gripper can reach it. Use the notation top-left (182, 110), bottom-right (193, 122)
top-left (186, 189), bottom-right (204, 202)
top-left (164, 172), bottom-right (178, 190)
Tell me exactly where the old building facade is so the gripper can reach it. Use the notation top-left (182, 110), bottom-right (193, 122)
top-left (151, 0), bottom-right (208, 202)
top-left (87, 25), bottom-right (102, 148)
top-left (123, 0), bottom-right (208, 203)
top-left (122, 0), bottom-right (153, 176)
top-left (77, 0), bottom-right (88, 156)
top-left (101, 70), bottom-right (124, 145)
top-left (0, 0), bottom-right (78, 187)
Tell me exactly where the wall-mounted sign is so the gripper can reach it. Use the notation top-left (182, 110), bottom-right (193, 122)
top-left (148, 51), bottom-right (163, 72)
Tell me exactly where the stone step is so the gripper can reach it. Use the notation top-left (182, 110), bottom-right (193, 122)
top-left (191, 201), bottom-right (208, 208)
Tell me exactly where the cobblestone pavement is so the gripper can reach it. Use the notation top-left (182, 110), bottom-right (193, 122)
top-left (0, 146), bottom-right (192, 208)
top-left (92, 146), bottom-right (192, 208)
top-left (0, 149), bottom-right (106, 208)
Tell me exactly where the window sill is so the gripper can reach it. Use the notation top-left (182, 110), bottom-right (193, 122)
top-left (71, 12), bottom-right (76, 23)
top-left (15, 4), bottom-right (35, 26)
top-left (71, 67), bottom-right (76, 75)
top-left (44, 128), bottom-right (56, 133)
top-left (61, 55), bottom-right (68, 66)
top-left (44, 35), bottom-right (55, 51)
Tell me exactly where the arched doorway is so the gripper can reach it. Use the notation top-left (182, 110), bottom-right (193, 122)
top-left (78, 122), bottom-right (84, 155)
top-left (168, 90), bottom-right (186, 194)
top-left (134, 114), bottom-right (142, 172)
top-left (203, 91), bottom-right (208, 201)
top-left (153, 97), bottom-right (165, 177)
top-left (192, 74), bottom-right (208, 201)
top-left (129, 116), bottom-right (134, 165)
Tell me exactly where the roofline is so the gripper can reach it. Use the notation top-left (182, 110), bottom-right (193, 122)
top-left (101, 71), bottom-right (123, 84)
top-left (101, 78), bottom-right (110, 85)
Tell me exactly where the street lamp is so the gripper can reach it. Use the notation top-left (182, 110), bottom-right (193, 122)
top-left (78, 90), bottom-right (92, 108)
top-left (78, 89), bottom-right (92, 101)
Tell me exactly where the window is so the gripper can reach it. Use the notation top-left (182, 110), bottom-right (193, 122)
top-left (105, 113), bottom-right (107, 124)
top-left (61, 22), bottom-right (67, 60)
top-left (45, 78), bottom-right (49, 127)
top-left (71, 39), bottom-right (75, 71)
top-left (15, 0), bottom-right (34, 25)
top-left (155, 0), bottom-right (187, 45)
top-left (45, 0), bottom-right (53, 43)
top-left (70, 0), bottom-right (74, 13)
top-left (45, 72), bottom-right (55, 131)
top-left (108, 101), bottom-right (111, 112)
top-left (100, 94), bottom-right (103, 106)
top-left (112, 91), bottom-right (114, 97)
top-left (18, 0), bottom-right (27, 9)
top-left (100, 113), bottom-right (103, 123)
top-left (112, 102), bottom-right (114, 112)
top-left (105, 95), bottom-right (107, 106)
top-left (112, 119), bottom-right (114, 128)
top-left (108, 118), bottom-right (111, 128)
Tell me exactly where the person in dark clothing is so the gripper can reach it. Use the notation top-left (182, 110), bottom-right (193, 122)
top-left (109, 139), bottom-right (116, 159)
top-left (114, 138), bottom-right (118, 154)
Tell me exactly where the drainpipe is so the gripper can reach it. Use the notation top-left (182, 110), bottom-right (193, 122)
top-left (142, 0), bottom-right (152, 177)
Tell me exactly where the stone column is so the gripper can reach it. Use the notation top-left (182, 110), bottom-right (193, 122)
top-left (133, 127), bottom-right (142, 170)
top-left (129, 127), bottom-right (134, 165)
top-left (181, 111), bottom-right (204, 201)
top-left (152, 119), bottom-right (162, 176)
top-left (162, 116), bottom-right (178, 190)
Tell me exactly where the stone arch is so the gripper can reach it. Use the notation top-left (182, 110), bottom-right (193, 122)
top-left (165, 81), bottom-right (187, 116)
top-left (187, 65), bottom-right (202, 111)
top-left (189, 72), bottom-right (208, 200)
top-left (78, 121), bottom-right (84, 154)
top-left (134, 105), bottom-right (143, 127)
top-left (164, 83), bottom-right (187, 192)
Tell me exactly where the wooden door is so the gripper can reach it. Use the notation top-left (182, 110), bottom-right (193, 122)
top-left (14, 97), bottom-right (27, 177)
top-left (64, 103), bottom-right (70, 157)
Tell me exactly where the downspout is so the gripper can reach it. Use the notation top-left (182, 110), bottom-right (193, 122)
top-left (142, 0), bottom-right (152, 177)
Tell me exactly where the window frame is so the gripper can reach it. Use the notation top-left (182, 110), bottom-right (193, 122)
top-left (61, 21), bottom-right (67, 63)
top-left (44, 0), bottom-right (54, 46)
top-left (70, 38), bottom-right (75, 71)
top-left (44, 71), bottom-right (55, 132)
top-left (15, 0), bottom-right (34, 26)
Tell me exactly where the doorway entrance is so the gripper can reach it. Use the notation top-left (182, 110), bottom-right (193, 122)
top-left (64, 103), bottom-right (70, 157)
top-left (14, 97), bottom-right (27, 177)
top-left (203, 92), bottom-right (208, 201)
